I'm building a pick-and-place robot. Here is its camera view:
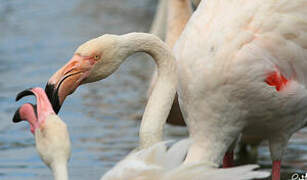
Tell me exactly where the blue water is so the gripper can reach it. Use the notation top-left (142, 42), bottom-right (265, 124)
top-left (0, 0), bottom-right (306, 179)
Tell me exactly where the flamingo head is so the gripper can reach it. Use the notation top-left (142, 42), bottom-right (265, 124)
top-left (44, 34), bottom-right (123, 114)
top-left (13, 87), bottom-right (71, 168)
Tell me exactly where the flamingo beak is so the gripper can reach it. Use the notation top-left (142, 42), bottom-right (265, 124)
top-left (13, 89), bottom-right (38, 123)
top-left (13, 103), bottom-right (37, 134)
top-left (45, 54), bottom-right (95, 113)
top-left (13, 103), bottom-right (37, 123)
top-left (13, 88), bottom-right (56, 134)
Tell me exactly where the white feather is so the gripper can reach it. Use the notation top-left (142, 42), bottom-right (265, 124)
top-left (101, 139), bottom-right (270, 180)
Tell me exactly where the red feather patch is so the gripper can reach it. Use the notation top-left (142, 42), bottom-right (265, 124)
top-left (265, 71), bottom-right (288, 91)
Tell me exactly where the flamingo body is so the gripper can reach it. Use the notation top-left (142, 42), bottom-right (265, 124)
top-left (174, 0), bottom-right (307, 175)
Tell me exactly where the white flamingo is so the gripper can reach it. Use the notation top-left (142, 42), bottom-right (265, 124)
top-left (13, 88), bottom-right (71, 180)
top-left (152, 0), bottom-right (307, 173)
top-left (153, 0), bottom-right (307, 168)
top-left (173, 1), bottom-right (307, 180)
top-left (13, 87), bottom-right (270, 180)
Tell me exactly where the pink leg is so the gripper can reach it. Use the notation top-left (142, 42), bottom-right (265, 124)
top-left (223, 151), bottom-right (234, 168)
top-left (272, 160), bottom-right (281, 180)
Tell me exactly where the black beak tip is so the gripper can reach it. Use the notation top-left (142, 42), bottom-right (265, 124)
top-left (16, 88), bottom-right (34, 102)
top-left (12, 108), bottom-right (22, 123)
top-left (45, 83), bottom-right (55, 99)
top-left (14, 88), bottom-right (35, 124)
top-left (45, 83), bottom-right (61, 114)
top-left (53, 104), bottom-right (60, 114)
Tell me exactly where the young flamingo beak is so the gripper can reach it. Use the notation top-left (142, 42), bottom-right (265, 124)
top-left (45, 54), bottom-right (96, 114)
top-left (13, 87), bottom-right (71, 176)
top-left (13, 87), bottom-right (56, 133)
top-left (13, 103), bottom-right (37, 134)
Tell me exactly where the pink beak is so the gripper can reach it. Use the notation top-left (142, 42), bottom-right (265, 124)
top-left (45, 54), bottom-right (95, 113)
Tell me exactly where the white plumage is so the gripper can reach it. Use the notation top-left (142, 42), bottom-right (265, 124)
top-left (174, 0), bottom-right (307, 179)
top-left (101, 139), bottom-right (269, 180)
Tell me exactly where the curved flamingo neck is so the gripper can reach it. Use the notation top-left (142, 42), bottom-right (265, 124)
top-left (119, 33), bottom-right (177, 148)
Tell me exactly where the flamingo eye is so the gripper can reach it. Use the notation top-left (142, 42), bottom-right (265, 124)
top-left (94, 55), bottom-right (100, 61)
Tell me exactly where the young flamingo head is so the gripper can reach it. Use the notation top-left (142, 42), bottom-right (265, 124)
top-left (13, 87), bottom-right (71, 169)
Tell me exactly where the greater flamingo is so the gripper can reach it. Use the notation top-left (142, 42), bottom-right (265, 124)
top-left (173, 1), bottom-right (307, 180)
top-left (13, 88), bottom-right (71, 180)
